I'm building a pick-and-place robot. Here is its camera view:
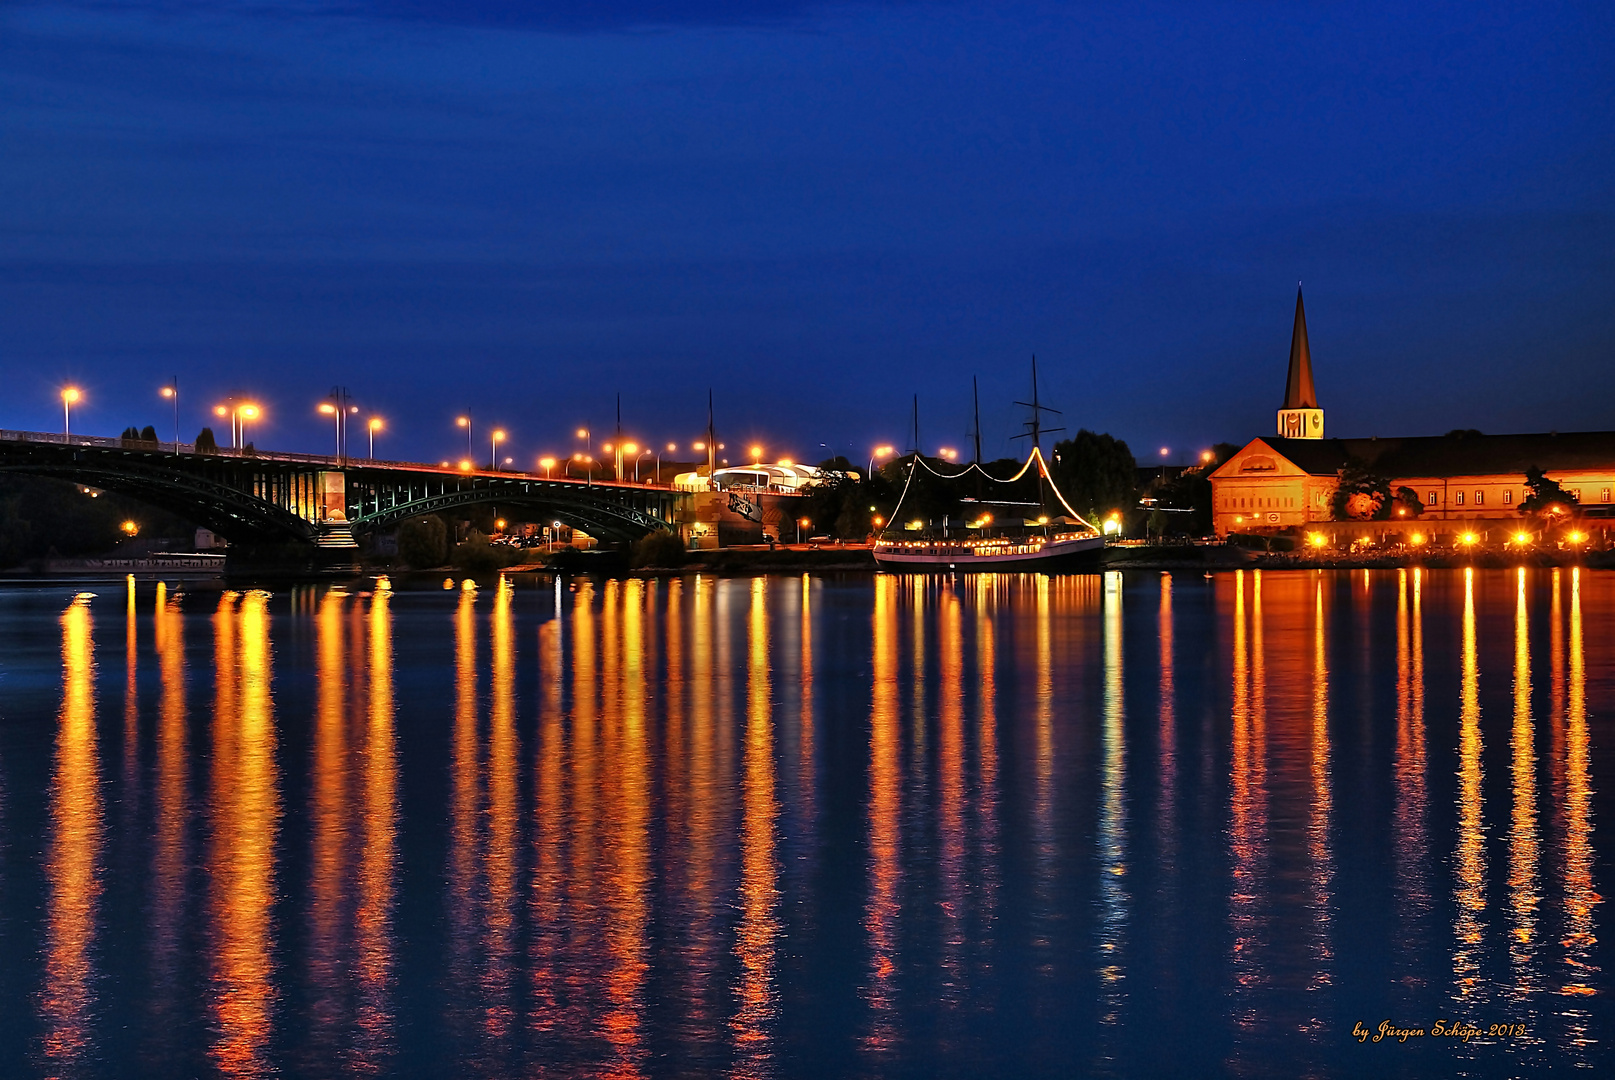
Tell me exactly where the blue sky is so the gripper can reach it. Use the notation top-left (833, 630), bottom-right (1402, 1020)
top-left (2, 1), bottom-right (1610, 466)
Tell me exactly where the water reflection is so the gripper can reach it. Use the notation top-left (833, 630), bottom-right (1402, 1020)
top-left (1561, 569), bottom-right (1598, 1050)
top-left (5, 569), bottom-right (1608, 1080)
top-left (732, 577), bottom-right (780, 1076)
top-left (1454, 569), bottom-right (1487, 1000)
top-left (209, 590), bottom-right (279, 1077)
top-left (40, 595), bottom-right (103, 1072)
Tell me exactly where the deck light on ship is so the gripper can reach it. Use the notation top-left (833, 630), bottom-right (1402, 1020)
top-left (1037, 515), bottom-right (1049, 524)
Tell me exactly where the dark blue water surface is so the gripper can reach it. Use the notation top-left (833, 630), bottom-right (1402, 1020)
top-left (0, 568), bottom-right (1609, 1078)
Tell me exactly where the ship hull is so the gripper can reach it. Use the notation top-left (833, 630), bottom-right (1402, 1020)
top-left (872, 533), bottom-right (1105, 573)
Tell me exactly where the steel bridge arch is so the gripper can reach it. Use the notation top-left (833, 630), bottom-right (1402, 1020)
top-left (347, 477), bottom-right (678, 544)
top-left (0, 451), bottom-right (318, 544)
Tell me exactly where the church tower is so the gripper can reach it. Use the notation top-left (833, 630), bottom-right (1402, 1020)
top-left (1276, 286), bottom-right (1324, 439)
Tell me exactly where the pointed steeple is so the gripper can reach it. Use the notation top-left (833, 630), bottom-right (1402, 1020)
top-left (1282, 286), bottom-right (1318, 410)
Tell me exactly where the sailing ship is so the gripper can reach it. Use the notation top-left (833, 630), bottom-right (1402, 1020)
top-left (871, 361), bottom-right (1106, 573)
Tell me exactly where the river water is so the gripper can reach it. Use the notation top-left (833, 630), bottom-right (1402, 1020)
top-left (0, 568), bottom-right (1608, 1078)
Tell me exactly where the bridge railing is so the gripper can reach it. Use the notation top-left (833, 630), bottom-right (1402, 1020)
top-left (1, 428), bottom-right (679, 489)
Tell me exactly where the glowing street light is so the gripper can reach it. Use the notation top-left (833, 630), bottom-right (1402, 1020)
top-left (798, 516), bottom-right (811, 544)
top-left (320, 401), bottom-right (341, 456)
top-left (938, 447), bottom-right (958, 461)
top-left (60, 386), bottom-right (82, 438)
top-left (120, 520), bottom-right (139, 537)
top-left (750, 444), bottom-right (763, 464)
top-left (1308, 532), bottom-right (1328, 548)
top-left (1201, 450), bottom-right (1214, 464)
top-left (1568, 530), bottom-right (1587, 544)
top-left (539, 456), bottom-right (556, 478)
top-left (1460, 532), bottom-right (1478, 547)
top-left (160, 379), bottom-right (179, 453)
top-left (238, 403), bottom-right (260, 447)
top-left (869, 444), bottom-right (895, 478)
top-left (458, 459), bottom-right (473, 472)
top-left (491, 428), bottom-right (505, 471)
top-left (1513, 531), bottom-right (1531, 546)
top-left (368, 416), bottom-right (383, 459)
top-left (1410, 533), bottom-right (1426, 546)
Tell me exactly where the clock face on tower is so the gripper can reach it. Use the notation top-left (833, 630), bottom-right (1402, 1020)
top-left (1278, 409), bottom-right (1324, 440)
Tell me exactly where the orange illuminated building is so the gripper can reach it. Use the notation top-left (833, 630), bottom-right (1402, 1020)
top-left (1211, 288), bottom-right (1615, 538)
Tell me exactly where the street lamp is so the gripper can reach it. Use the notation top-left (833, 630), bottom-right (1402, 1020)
top-left (61, 387), bottom-right (81, 438)
top-left (630, 444), bottom-right (651, 482)
top-left (319, 402), bottom-right (340, 457)
top-left (491, 429), bottom-right (505, 471)
top-left (798, 516), bottom-right (811, 544)
top-left (938, 447), bottom-right (958, 461)
top-left (868, 444), bottom-right (894, 479)
top-left (238, 403), bottom-right (260, 448)
top-left (368, 417), bottom-right (383, 459)
top-left (458, 416), bottom-right (473, 460)
top-left (539, 456), bottom-right (556, 478)
top-left (160, 379), bottom-right (179, 453)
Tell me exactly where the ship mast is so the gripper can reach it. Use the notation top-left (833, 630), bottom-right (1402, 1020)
top-left (1013, 355), bottom-right (1064, 516)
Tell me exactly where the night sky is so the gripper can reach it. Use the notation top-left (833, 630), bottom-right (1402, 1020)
top-left (3, 1), bottom-right (1610, 468)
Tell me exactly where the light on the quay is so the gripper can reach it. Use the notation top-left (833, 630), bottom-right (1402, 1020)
top-left (1037, 515), bottom-right (1049, 524)
top-left (939, 447), bottom-right (958, 460)
top-left (1411, 533), bottom-right (1426, 546)
top-left (120, 520), bottom-right (139, 536)
top-left (495, 519), bottom-right (506, 531)
top-left (1513, 531), bottom-right (1531, 546)
top-left (1308, 532), bottom-right (1328, 548)
top-left (1569, 530), bottom-right (1587, 544)
top-left (1460, 532), bottom-right (1478, 546)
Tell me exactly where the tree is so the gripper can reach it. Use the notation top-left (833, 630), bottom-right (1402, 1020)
top-left (140, 425), bottom-right (158, 443)
top-left (1331, 460), bottom-right (1394, 520)
top-left (631, 530), bottom-right (686, 568)
top-left (1519, 466), bottom-right (1579, 517)
top-left (195, 427), bottom-right (218, 453)
top-left (1390, 486), bottom-right (1424, 518)
top-left (1050, 430), bottom-right (1137, 523)
top-left (122, 427), bottom-right (142, 440)
top-left (396, 514), bottom-right (448, 568)
top-left (1155, 467), bottom-right (1214, 534)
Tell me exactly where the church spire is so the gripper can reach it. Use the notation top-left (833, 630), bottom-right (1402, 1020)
top-left (1276, 285), bottom-right (1324, 438)
top-left (1282, 286), bottom-right (1317, 409)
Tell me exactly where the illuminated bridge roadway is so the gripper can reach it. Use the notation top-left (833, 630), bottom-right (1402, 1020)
top-left (0, 429), bottom-right (684, 553)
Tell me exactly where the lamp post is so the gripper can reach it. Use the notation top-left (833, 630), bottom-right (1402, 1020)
top-left (869, 444), bottom-right (894, 479)
top-left (798, 516), bottom-right (810, 544)
top-left (458, 416), bottom-right (473, 461)
top-left (238, 403), bottom-right (259, 449)
top-left (368, 417), bottom-right (383, 459)
top-left (161, 379), bottom-right (179, 454)
top-left (634, 447), bottom-right (651, 483)
top-left (491, 429), bottom-right (505, 471)
top-left (320, 402), bottom-right (340, 457)
top-left (539, 456), bottom-right (555, 479)
top-left (61, 387), bottom-right (81, 438)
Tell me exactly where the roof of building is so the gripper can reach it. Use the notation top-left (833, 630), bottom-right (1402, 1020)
top-left (1281, 286), bottom-right (1318, 411)
top-left (1242, 431), bottom-right (1615, 479)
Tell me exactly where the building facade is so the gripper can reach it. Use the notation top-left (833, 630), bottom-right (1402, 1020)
top-left (1210, 291), bottom-right (1615, 537)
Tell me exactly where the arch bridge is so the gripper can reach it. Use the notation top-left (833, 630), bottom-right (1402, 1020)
top-left (0, 429), bottom-right (684, 551)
